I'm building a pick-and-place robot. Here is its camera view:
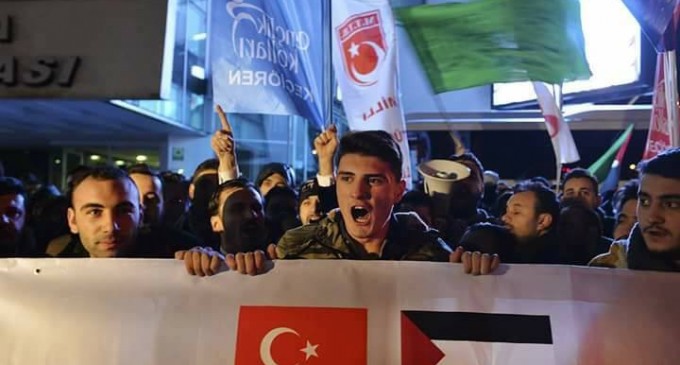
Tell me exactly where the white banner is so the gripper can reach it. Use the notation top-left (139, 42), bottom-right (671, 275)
top-left (2, 259), bottom-right (680, 365)
top-left (331, 0), bottom-right (412, 185)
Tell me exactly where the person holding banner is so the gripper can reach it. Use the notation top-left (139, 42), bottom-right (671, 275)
top-left (180, 127), bottom-right (501, 276)
top-left (501, 182), bottom-right (561, 264)
top-left (62, 166), bottom-right (183, 258)
top-left (590, 148), bottom-right (680, 272)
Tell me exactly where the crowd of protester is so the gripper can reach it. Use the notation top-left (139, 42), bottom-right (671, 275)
top-left (1, 107), bottom-right (679, 275)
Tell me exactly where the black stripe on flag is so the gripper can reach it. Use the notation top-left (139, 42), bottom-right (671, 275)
top-left (402, 311), bottom-right (553, 344)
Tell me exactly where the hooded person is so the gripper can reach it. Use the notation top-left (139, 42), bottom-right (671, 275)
top-left (255, 163), bottom-right (296, 198)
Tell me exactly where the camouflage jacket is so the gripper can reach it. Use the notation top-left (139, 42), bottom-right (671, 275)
top-left (275, 210), bottom-right (452, 261)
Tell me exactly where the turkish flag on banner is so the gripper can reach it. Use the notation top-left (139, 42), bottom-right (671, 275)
top-left (234, 306), bottom-right (368, 365)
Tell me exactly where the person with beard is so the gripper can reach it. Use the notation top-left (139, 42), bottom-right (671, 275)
top-left (438, 152), bottom-right (492, 246)
top-left (127, 164), bottom-right (201, 254)
top-left (176, 179), bottom-right (273, 276)
top-left (501, 182), bottom-right (560, 264)
top-left (181, 130), bottom-right (501, 276)
top-left (0, 177), bottom-right (39, 257)
top-left (59, 165), bottom-right (180, 258)
top-left (589, 148), bottom-right (680, 271)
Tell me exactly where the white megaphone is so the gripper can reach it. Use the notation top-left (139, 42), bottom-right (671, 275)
top-left (417, 159), bottom-right (471, 218)
top-left (418, 159), bottom-right (471, 195)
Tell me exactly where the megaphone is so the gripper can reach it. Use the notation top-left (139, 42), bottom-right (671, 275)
top-left (418, 159), bottom-right (471, 196)
top-left (417, 159), bottom-right (471, 219)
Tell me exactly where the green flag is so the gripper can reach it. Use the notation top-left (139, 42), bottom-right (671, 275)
top-left (587, 124), bottom-right (635, 183)
top-left (396, 0), bottom-right (592, 93)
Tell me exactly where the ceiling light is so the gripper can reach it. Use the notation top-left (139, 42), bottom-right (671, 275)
top-left (192, 32), bottom-right (207, 41)
top-left (136, 155), bottom-right (148, 162)
top-left (191, 65), bottom-right (205, 80)
top-left (90, 155), bottom-right (101, 161)
top-left (115, 160), bottom-right (125, 166)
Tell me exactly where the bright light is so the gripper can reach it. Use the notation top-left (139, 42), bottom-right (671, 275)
top-left (90, 155), bottom-right (101, 161)
top-left (311, 150), bottom-right (318, 155)
top-left (177, 168), bottom-right (185, 175)
top-left (493, 0), bottom-right (641, 106)
top-left (115, 160), bottom-right (125, 166)
top-left (54, 159), bottom-right (61, 165)
top-left (135, 155), bottom-right (148, 162)
top-left (191, 65), bottom-right (205, 80)
top-left (192, 32), bottom-right (207, 41)
top-left (629, 163), bottom-right (637, 170)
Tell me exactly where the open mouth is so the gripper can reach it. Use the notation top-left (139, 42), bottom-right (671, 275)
top-left (351, 206), bottom-right (371, 223)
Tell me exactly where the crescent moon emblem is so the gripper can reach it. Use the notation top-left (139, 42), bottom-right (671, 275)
top-left (259, 327), bottom-right (300, 365)
top-left (350, 40), bottom-right (386, 86)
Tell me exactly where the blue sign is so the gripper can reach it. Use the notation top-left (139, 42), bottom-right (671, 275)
top-left (211, 0), bottom-right (327, 128)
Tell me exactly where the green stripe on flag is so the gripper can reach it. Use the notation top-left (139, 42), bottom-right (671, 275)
top-left (587, 124), bottom-right (635, 183)
top-left (396, 0), bottom-right (591, 93)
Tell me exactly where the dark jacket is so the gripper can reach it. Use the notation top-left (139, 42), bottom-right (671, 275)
top-left (276, 210), bottom-right (452, 261)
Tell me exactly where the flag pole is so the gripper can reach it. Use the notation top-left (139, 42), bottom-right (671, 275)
top-left (663, 50), bottom-right (680, 147)
top-left (323, 0), bottom-right (333, 128)
top-left (553, 83), bottom-right (564, 193)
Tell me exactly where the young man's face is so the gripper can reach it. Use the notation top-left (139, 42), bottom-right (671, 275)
top-left (130, 173), bottom-right (164, 226)
top-left (67, 178), bottom-right (142, 258)
top-left (637, 174), bottom-right (680, 254)
top-left (613, 198), bottom-right (637, 240)
top-left (299, 195), bottom-right (322, 225)
top-left (0, 193), bottom-right (25, 248)
top-left (211, 187), bottom-right (267, 253)
top-left (336, 153), bottom-right (405, 244)
top-left (259, 173), bottom-right (288, 198)
top-left (562, 177), bottom-right (601, 210)
top-left (502, 191), bottom-right (544, 243)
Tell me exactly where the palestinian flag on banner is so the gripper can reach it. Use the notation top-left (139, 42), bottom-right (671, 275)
top-left (402, 311), bottom-right (554, 365)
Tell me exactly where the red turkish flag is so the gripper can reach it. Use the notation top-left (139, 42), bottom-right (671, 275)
top-left (235, 306), bottom-right (368, 365)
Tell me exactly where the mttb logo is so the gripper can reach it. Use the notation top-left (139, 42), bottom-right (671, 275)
top-left (336, 10), bottom-right (387, 86)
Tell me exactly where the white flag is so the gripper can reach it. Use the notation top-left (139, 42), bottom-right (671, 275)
top-left (331, 0), bottom-right (412, 185)
top-left (532, 82), bottom-right (580, 164)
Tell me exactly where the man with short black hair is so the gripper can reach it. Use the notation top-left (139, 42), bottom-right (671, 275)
top-left (182, 129), bottom-right (500, 276)
top-left (591, 148), bottom-right (680, 271)
top-left (128, 164), bottom-right (164, 227)
top-left (62, 165), bottom-right (196, 258)
top-left (561, 168), bottom-right (615, 237)
top-left (0, 177), bottom-right (37, 257)
top-left (502, 182), bottom-right (560, 264)
top-left (561, 168), bottom-right (601, 209)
